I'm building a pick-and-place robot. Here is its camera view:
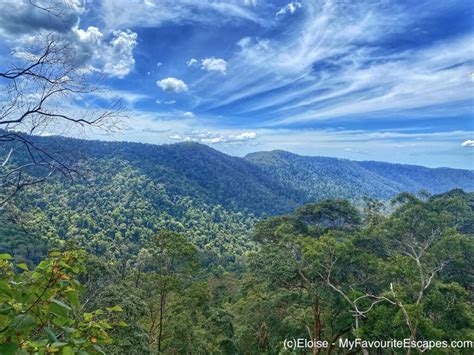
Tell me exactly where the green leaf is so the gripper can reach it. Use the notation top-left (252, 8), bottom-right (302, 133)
top-left (49, 251), bottom-right (61, 257)
top-left (117, 320), bottom-right (128, 327)
top-left (65, 291), bottom-right (79, 308)
top-left (94, 309), bottom-right (104, 316)
top-left (107, 305), bottom-right (123, 312)
top-left (49, 299), bottom-right (72, 318)
top-left (16, 263), bottom-right (29, 271)
top-left (29, 339), bottom-right (49, 347)
top-left (52, 299), bottom-right (72, 310)
top-left (51, 342), bottom-right (68, 348)
top-left (0, 280), bottom-right (11, 294)
top-left (62, 346), bottom-right (74, 355)
top-left (46, 326), bottom-right (59, 342)
top-left (10, 314), bottom-right (36, 333)
top-left (0, 254), bottom-right (13, 260)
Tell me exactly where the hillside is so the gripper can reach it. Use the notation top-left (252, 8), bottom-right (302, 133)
top-left (4, 135), bottom-right (303, 215)
top-left (2, 134), bottom-right (473, 265)
top-left (4, 134), bottom-right (473, 214)
top-left (245, 150), bottom-right (474, 201)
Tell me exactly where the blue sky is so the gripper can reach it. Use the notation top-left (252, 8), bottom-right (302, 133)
top-left (0, 0), bottom-right (473, 168)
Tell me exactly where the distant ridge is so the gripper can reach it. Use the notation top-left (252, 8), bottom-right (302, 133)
top-left (245, 150), bottom-right (473, 202)
top-left (2, 133), bottom-right (473, 215)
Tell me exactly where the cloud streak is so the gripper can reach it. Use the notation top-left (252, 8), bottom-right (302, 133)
top-left (276, 2), bottom-right (302, 17)
top-left (189, 0), bottom-right (472, 129)
top-left (100, 0), bottom-right (266, 29)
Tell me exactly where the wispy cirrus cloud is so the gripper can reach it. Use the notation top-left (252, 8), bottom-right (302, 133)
top-left (276, 2), bottom-right (302, 17)
top-left (190, 0), bottom-right (472, 128)
top-left (100, 0), bottom-right (267, 29)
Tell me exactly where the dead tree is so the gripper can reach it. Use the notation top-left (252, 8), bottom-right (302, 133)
top-left (0, 34), bottom-right (124, 207)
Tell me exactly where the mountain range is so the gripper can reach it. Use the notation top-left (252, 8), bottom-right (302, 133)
top-left (2, 133), bottom-right (473, 265)
top-left (4, 134), bottom-right (473, 215)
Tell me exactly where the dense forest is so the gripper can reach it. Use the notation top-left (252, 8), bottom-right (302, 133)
top-left (0, 135), bottom-right (473, 354)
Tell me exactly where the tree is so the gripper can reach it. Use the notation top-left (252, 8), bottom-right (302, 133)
top-left (375, 195), bottom-right (470, 354)
top-left (138, 230), bottom-right (199, 352)
top-left (251, 214), bottom-right (337, 355)
top-left (296, 199), bottom-right (362, 234)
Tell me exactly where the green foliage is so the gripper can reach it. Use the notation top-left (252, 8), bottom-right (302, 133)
top-left (238, 191), bottom-right (474, 353)
top-left (0, 250), bottom-right (123, 354)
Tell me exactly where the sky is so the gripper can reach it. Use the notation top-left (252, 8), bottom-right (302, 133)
top-left (0, 0), bottom-right (473, 168)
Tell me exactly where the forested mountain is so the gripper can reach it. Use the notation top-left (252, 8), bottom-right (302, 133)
top-left (245, 150), bottom-right (474, 201)
top-left (3, 133), bottom-right (473, 217)
top-left (2, 133), bottom-right (472, 267)
top-left (2, 134), bottom-right (302, 215)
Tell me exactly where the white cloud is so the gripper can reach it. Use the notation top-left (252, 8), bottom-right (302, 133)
top-left (169, 134), bottom-right (183, 141)
top-left (201, 57), bottom-right (227, 74)
top-left (462, 140), bottom-right (474, 147)
top-left (177, 130), bottom-right (257, 144)
top-left (201, 136), bottom-right (226, 144)
top-left (69, 26), bottom-right (138, 78)
top-left (187, 58), bottom-right (198, 67)
top-left (157, 62), bottom-right (162, 67)
top-left (156, 77), bottom-right (188, 93)
top-left (72, 27), bottom-right (138, 78)
top-left (0, 1), bottom-right (138, 79)
top-left (75, 25), bottom-right (103, 44)
top-left (276, 1), bottom-right (302, 16)
top-left (102, 29), bottom-right (137, 78)
top-left (162, 129), bottom-right (258, 145)
top-left (183, 111), bottom-right (195, 118)
top-left (187, 57), bottom-right (228, 74)
top-left (231, 132), bottom-right (257, 140)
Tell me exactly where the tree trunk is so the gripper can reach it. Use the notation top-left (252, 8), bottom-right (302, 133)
top-left (406, 327), bottom-right (417, 355)
top-left (312, 301), bottom-right (322, 355)
top-left (354, 316), bottom-right (369, 355)
top-left (157, 287), bottom-right (167, 352)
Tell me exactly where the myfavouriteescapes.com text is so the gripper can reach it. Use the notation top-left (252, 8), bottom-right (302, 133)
top-left (283, 338), bottom-right (473, 351)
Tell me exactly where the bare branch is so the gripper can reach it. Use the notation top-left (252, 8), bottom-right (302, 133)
top-left (1, 25), bottom-right (125, 205)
